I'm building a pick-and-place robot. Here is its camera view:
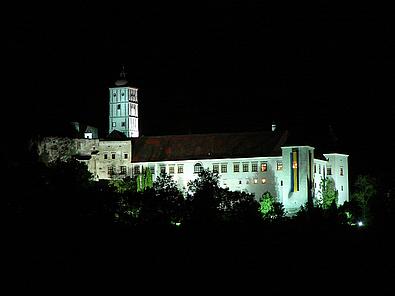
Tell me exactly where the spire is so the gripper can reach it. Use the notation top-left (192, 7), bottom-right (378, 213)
top-left (115, 65), bottom-right (129, 86)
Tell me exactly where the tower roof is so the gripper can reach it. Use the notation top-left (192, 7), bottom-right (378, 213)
top-left (114, 66), bottom-right (129, 86)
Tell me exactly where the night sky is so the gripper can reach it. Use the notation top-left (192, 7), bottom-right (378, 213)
top-left (4, 1), bottom-right (395, 182)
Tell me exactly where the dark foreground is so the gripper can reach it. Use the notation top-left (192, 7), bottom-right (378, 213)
top-left (4, 221), bottom-right (395, 294)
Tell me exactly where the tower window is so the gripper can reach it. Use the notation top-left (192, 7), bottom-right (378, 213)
top-left (121, 122), bottom-right (126, 127)
top-left (112, 122), bottom-right (116, 127)
top-left (104, 153), bottom-right (108, 160)
top-left (117, 104), bottom-right (121, 110)
top-left (327, 167), bottom-right (332, 175)
top-left (124, 153), bottom-right (128, 159)
top-left (340, 167), bottom-right (344, 176)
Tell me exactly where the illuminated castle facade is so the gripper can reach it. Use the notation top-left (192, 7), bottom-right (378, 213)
top-left (36, 72), bottom-right (349, 214)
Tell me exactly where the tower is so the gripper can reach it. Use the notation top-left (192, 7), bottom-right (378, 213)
top-left (108, 67), bottom-right (139, 138)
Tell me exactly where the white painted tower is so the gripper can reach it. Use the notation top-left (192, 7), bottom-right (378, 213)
top-left (109, 68), bottom-right (139, 138)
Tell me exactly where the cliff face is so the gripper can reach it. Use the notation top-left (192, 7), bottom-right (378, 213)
top-left (32, 137), bottom-right (79, 165)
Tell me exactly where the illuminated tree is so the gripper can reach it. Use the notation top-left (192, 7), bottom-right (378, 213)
top-left (351, 175), bottom-right (377, 222)
top-left (319, 177), bottom-right (338, 209)
top-left (137, 167), bottom-right (154, 192)
top-left (259, 191), bottom-right (285, 220)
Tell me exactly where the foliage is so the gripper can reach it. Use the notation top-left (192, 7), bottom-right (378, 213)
top-left (137, 167), bottom-right (153, 192)
top-left (351, 175), bottom-right (377, 223)
top-left (109, 176), bottom-right (135, 194)
top-left (186, 169), bottom-right (261, 225)
top-left (259, 191), bottom-right (285, 220)
top-left (319, 177), bottom-right (338, 209)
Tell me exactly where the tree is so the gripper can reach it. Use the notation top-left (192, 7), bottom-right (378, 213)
top-left (186, 169), bottom-right (262, 225)
top-left (137, 167), bottom-right (153, 192)
top-left (351, 175), bottom-right (377, 223)
top-left (259, 191), bottom-right (285, 220)
top-left (319, 177), bottom-right (338, 210)
top-left (109, 176), bottom-right (135, 194)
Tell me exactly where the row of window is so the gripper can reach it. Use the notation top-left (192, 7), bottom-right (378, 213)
top-left (197, 161), bottom-right (282, 174)
top-left (112, 90), bottom-right (137, 98)
top-left (111, 121), bottom-right (126, 127)
top-left (108, 166), bottom-right (127, 176)
top-left (104, 153), bottom-right (129, 160)
top-left (314, 164), bottom-right (344, 176)
top-left (132, 161), bottom-right (283, 175)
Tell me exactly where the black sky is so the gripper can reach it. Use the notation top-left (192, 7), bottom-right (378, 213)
top-left (4, 1), bottom-right (395, 180)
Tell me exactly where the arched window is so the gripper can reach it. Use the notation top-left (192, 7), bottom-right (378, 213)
top-left (194, 163), bottom-right (203, 173)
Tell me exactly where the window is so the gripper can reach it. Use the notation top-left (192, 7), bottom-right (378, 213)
top-left (341, 185), bottom-right (344, 191)
top-left (117, 104), bottom-right (121, 110)
top-left (194, 163), bottom-right (203, 173)
top-left (213, 164), bottom-right (219, 173)
top-left (261, 162), bottom-right (267, 172)
top-left (280, 180), bottom-right (283, 186)
top-left (314, 164), bottom-right (316, 173)
top-left (340, 167), bottom-right (344, 176)
top-left (160, 165), bottom-right (166, 174)
top-left (120, 166), bottom-right (127, 175)
top-left (292, 159), bottom-right (297, 169)
top-left (178, 165), bottom-right (184, 174)
top-left (121, 122), bottom-right (126, 127)
top-left (221, 163), bottom-right (227, 173)
top-left (261, 178), bottom-right (267, 184)
top-left (252, 162), bottom-right (258, 172)
top-left (239, 180), bottom-right (242, 184)
top-left (327, 167), bottom-right (332, 175)
top-left (149, 165), bottom-right (155, 174)
top-left (124, 153), bottom-right (128, 159)
top-left (169, 165), bottom-right (175, 174)
top-left (108, 166), bottom-right (114, 176)
top-left (233, 163), bottom-right (240, 173)
top-left (104, 153), bottom-right (108, 160)
top-left (134, 166), bottom-right (140, 175)
top-left (242, 163), bottom-right (249, 172)
top-left (319, 165), bottom-right (321, 174)
top-left (253, 179), bottom-right (258, 184)
top-left (277, 161), bottom-right (283, 171)
top-left (112, 122), bottom-right (116, 127)
top-left (111, 153), bottom-right (116, 159)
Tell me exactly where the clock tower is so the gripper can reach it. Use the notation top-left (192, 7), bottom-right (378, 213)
top-left (108, 67), bottom-right (139, 138)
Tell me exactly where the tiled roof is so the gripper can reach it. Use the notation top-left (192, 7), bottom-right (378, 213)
top-left (132, 130), bottom-right (288, 162)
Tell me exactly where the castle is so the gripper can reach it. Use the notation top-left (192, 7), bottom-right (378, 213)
top-left (35, 70), bottom-right (349, 214)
